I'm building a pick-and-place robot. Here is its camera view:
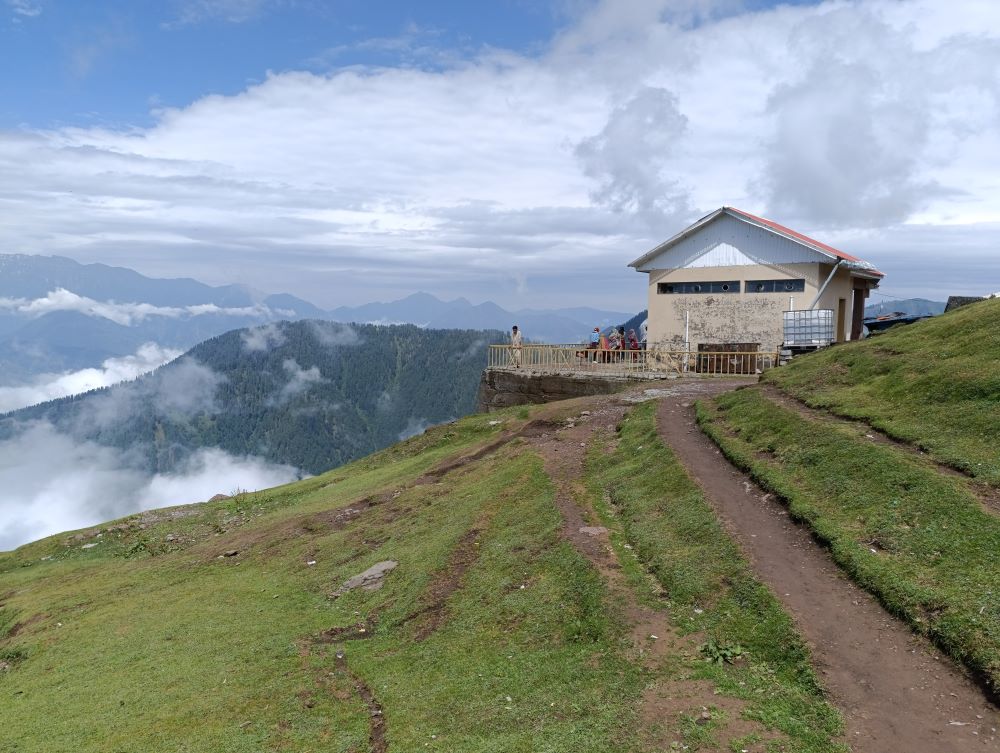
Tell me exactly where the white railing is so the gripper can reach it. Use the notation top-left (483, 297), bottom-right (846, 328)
top-left (487, 345), bottom-right (776, 378)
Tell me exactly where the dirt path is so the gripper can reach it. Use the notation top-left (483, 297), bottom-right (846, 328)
top-left (655, 382), bottom-right (1000, 752)
top-left (522, 390), bottom-right (778, 752)
top-left (758, 384), bottom-right (1000, 515)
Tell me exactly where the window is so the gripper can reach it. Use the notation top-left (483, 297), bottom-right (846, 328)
top-left (746, 278), bottom-right (805, 293)
top-left (657, 280), bottom-right (740, 294)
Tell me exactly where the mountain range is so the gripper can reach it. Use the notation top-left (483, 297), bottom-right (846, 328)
top-left (863, 297), bottom-right (945, 318)
top-left (0, 254), bottom-right (633, 391)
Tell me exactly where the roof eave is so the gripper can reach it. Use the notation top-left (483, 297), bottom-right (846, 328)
top-left (628, 207), bottom-right (727, 269)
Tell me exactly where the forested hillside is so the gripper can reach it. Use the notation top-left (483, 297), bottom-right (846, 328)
top-left (2, 321), bottom-right (503, 475)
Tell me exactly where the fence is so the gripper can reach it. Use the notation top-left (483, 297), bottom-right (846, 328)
top-left (487, 344), bottom-right (777, 378)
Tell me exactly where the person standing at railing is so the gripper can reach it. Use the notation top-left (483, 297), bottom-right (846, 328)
top-left (608, 328), bottom-right (621, 350)
top-left (598, 329), bottom-right (609, 362)
top-left (626, 328), bottom-right (640, 363)
top-left (510, 325), bottom-right (522, 368)
top-left (586, 327), bottom-right (600, 363)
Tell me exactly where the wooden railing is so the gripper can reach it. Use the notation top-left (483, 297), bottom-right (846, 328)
top-left (487, 345), bottom-right (776, 377)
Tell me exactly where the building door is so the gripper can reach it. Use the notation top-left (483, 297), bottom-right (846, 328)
top-left (850, 288), bottom-right (866, 340)
top-left (836, 298), bottom-right (846, 342)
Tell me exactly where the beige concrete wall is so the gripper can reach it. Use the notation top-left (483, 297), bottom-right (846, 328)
top-left (644, 262), bottom-right (860, 351)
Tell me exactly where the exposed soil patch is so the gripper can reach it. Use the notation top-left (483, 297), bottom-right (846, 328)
top-left (202, 494), bottom-right (390, 561)
top-left (407, 526), bottom-right (485, 641)
top-left (335, 650), bottom-right (387, 753)
top-left (759, 384), bottom-right (1000, 515)
top-left (418, 435), bottom-right (517, 484)
top-left (417, 415), bottom-right (583, 485)
top-left (521, 383), bottom-right (780, 752)
top-left (6, 612), bottom-right (45, 639)
top-left (658, 385), bottom-right (1000, 752)
top-left (315, 617), bottom-right (379, 643)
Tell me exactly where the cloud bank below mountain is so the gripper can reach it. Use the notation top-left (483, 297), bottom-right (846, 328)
top-left (0, 343), bottom-right (183, 413)
top-left (0, 421), bottom-right (301, 551)
top-left (0, 288), bottom-right (290, 326)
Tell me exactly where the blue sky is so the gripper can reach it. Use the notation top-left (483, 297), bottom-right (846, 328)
top-left (2, 1), bottom-right (566, 128)
top-left (2, 0), bottom-right (999, 310)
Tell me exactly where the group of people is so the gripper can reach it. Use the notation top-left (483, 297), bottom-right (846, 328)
top-left (588, 325), bottom-right (641, 352)
top-left (506, 321), bottom-right (648, 368)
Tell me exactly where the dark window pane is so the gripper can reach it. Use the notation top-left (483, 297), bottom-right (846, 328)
top-left (746, 278), bottom-right (805, 293)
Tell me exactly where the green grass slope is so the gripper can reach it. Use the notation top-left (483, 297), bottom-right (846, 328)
top-left (763, 297), bottom-right (1000, 485)
top-left (0, 399), bottom-right (845, 752)
top-left (0, 408), bottom-right (641, 752)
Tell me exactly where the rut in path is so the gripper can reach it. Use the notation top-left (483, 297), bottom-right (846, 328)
top-left (298, 633), bottom-right (388, 751)
top-left (335, 651), bottom-right (388, 753)
top-left (522, 398), bottom-right (781, 752)
top-left (655, 381), bottom-right (1000, 753)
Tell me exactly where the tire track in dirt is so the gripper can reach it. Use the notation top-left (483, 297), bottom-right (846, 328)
top-left (334, 650), bottom-right (388, 753)
top-left (416, 417), bottom-right (568, 485)
top-left (657, 385), bottom-right (1000, 752)
top-left (299, 626), bottom-right (387, 750)
top-left (405, 525), bottom-right (485, 641)
top-left (522, 395), bottom-right (780, 752)
top-left (758, 384), bottom-right (1000, 515)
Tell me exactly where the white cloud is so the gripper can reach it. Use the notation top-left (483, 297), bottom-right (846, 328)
top-left (168, 0), bottom-right (277, 26)
top-left (75, 355), bottom-right (223, 429)
top-left (273, 357), bottom-right (324, 404)
top-left (0, 342), bottom-right (182, 414)
top-left (307, 320), bottom-right (358, 347)
top-left (0, 421), bottom-right (301, 551)
top-left (575, 86), bottom-right (691, 231)
top-left (140, 446), bottom-right (300, 509)
top-left (0, 288), bottom-right (278, 326)
top-left (6, 0), bottom-right (41, 19)
top-left (150, 356), bottom-right (224, 414)
top-left (2, 0), bottom-right (1000, 304)
top-left (240, 322), bottom-right (286, 351)
top-left (397, 416), bottom-right (431, 441)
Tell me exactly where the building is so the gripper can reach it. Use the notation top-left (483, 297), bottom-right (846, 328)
top-left (629, 207), bottom-right (884, 352)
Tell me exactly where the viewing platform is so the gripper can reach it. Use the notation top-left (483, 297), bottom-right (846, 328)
top-left (486, 344), bottom-right (777, 378)
top-left (479, 344), bottom-right (776, 411)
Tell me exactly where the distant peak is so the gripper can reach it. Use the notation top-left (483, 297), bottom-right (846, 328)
top-left (402, 292), bottom-right (441, 303)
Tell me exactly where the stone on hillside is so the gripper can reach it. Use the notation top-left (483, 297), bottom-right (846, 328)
top-left (330, 561), bottom-right (398, 599)
top-left (209, 494), bottom-right (230, 502)
top-left (579, 526), bottom-right (609, 536)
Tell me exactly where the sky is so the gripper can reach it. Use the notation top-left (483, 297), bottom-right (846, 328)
top-left (1, 0), bottom-right (999, 312)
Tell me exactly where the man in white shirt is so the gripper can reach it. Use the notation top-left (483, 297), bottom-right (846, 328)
top-left (510, 325), bottom-right (523, 367)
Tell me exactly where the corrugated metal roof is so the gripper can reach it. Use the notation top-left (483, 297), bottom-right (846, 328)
top-left (629, 206), bottom-right (884, 278)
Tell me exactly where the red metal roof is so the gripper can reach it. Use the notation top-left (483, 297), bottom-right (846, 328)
top-left (725, 206), bottom-right (884, 277)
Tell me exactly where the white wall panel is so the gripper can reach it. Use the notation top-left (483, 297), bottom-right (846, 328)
top-left (636, 214), bottom-right (828, 271)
